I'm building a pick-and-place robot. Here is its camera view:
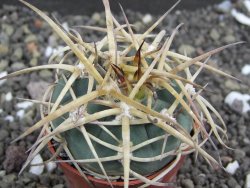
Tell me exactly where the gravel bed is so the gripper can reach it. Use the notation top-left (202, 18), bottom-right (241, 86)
top-left (0, 1), bottom-right (249, 188)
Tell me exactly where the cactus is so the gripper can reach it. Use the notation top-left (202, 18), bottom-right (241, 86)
top-left (0, 0), bottom-right (242, 187)
top-left (50, 76), bottom-right (193, 176)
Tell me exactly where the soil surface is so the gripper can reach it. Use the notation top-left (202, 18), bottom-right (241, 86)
top-left (0, 1), bottom-right (249, 188)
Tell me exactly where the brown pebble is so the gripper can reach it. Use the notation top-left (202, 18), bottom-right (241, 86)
top-left (3, 145), bottom-right (27, 173)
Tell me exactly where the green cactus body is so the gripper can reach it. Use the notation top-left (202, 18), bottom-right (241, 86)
top-left (51, 78), bottom-right (193, 176)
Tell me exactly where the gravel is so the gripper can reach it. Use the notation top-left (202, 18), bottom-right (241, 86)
top-left (0, 1), bottom-right (249, 187)
top-left (3, 145), bottom-right (27, 173)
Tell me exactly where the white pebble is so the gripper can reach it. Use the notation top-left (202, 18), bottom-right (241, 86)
top-left (2, 15), bottom-right (7, 21)
top-left (16, 101), bottom-right (33, 109)
top-left (45, 46), bottom-right (53, 57)
top-left (29, 154), bottom-right (44, 175)
top-left (0, 170), bottom-right (6, 177)
top-left (245, 173), bottom-right (250, 188)
top-left (225, 160), bottom-right (239, 175)
top-left (244, 0), bottom-right (250, 12)
top-left (0, 109), bottom-right (3, 114)
top-left (241, 64), bottom-right (250, 75)
top-left (243, 137), bottom-right (250, 144)
top-left (224, 91), bottom-right (250, 113)
top-left (142, 14), bottom-right (153, 24)
top-left (53, 45), bottom-right (64, 57)
top-left (217, 0), bottom-right (232, 13)
top-left (231, 9), bottom-right (250, 26)
top-left (46, 161), bottom-right (57, 172)
top-left (62, 22), bottom-right (69, 32)
top-left (5, 115), bottom-right (14, 122)
top-left (16, 109), bottom-right (25, 119)
top-left (0, 71), bottom-right (7, 86)
top-left (45, 45), bottom-right (64, 58)
top-left (5, 92), bottom-right (13, 101)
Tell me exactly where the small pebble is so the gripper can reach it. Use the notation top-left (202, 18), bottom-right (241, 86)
top-left (92, 12), bottom-right (101, 23)
top-left (45, 46), bottom-right (53, 57)
top-left (243, 0), bottom-right (250, 12)
top-left (225, 160), bottom-right (240, 175)
top-left (46, 161), bottom-right (57, 173)
top-left (3, 174), bottom-right (16, 182)
top-left (227, 177), bottom-right (239, 188)
top-left (16, 101), bottom-right (33, 109)
top-left (231, 9), bottom-right (250, 26)
top-left (0, 71), bottom-right (7, 86)
top-left (210, 28), bottom-right (220, 41)
top-left (39, 69), bottom-right (53, 79)
top-left (216, 0), bottom-right (232, 13)
top-left (245, 173), bottom-right (250, 188)
top-left (0, 45), bottom-right (9, 58)
top-left (181, 179), bottom-right (194, 188)
top-left (0, 60), bottom-right (9, 71)
top-left (48, 34), bottom-right (58, 47)
top-left (142, 14), bottom-right (153, 24)
top-left (0, 170), bottom-right (6, 177)
top-left (62, 22), bottom-right (69, 32)
top-left (53, 184), bottom-right (64, 188)
top-left (4, 115), bottom-right (14, 122)
top-left (11, 62), bottom-right (26, 71)
top-left (3, 146), bottom-right (27, 173)
top-left (22, 177), bottom-right (31, 184)
top-left (5, 92), bottom-right (13, 101)
top-left (26, 80), bottom-right (50, 99)
top-left (225, 80), bottom-right (241, 90)
top-left (12, 47), bottom-right (23, 61)
top-left (24, 34), bottom-right (37, 43)
top-left (178, 44), bottom-right (195, 55)
top-left (2, 24), bottom-right (14, 36)
top-left (29, 58), bottom-right (38, 66)
top-left (0, 129), bottom-right (9, 141)
top-left (16, 109), bottom-right (25, 119)
top-left (234, 149), bottom-right (246, 160)
top-left (224, 91), bottom-right (250, 114)
top-left (39, 174), bottom-right (51, 186)
top-left (29, 154), bottom-right (44, 176)
top-left (223, 35), bottom-right (236, 43)
top-left (241, 64), bottom-right (250, 75)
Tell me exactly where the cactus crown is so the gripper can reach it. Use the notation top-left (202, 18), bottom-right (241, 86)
top-left (0, 0), bottom-right (242, 187)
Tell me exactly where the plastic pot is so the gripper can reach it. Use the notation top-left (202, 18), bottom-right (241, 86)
top-left (48, 141), bottom-right (185, 188)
